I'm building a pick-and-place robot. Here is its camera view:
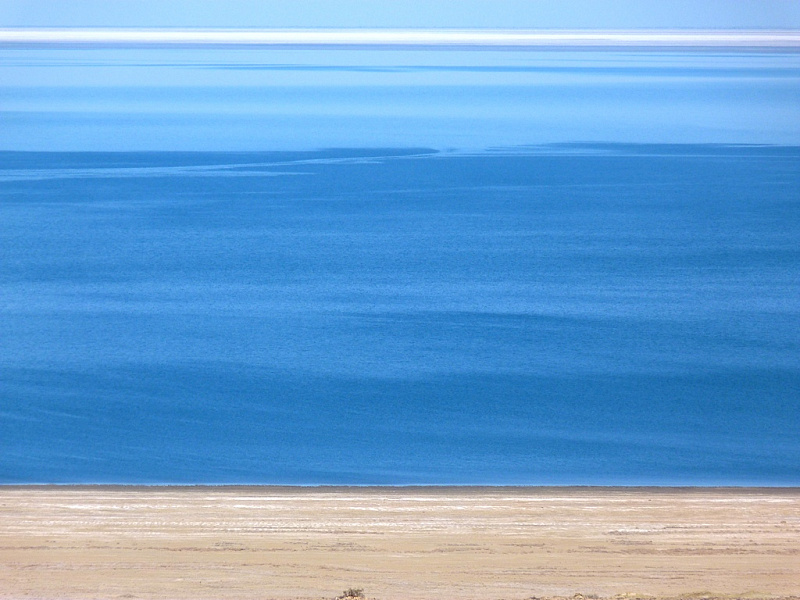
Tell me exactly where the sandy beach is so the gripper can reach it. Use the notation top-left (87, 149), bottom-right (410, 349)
top-left (0, 486), bottom-right (798, 600)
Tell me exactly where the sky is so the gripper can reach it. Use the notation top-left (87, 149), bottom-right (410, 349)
top-left (2, 0), bottom-right (800, 29)
top-left (1, 1), bottom-right (799, 150)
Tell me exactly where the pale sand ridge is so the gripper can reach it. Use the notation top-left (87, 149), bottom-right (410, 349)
top-left (0, 486), bottom-right (798, 600)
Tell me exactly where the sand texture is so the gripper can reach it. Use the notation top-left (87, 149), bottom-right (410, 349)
top-left (0, 486), bottom-right (798, 600)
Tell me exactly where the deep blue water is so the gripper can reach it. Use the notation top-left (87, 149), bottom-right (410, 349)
top-left (1, 145), bottom-right (799, 484)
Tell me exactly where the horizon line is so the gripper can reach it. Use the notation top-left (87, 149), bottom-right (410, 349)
top-left (1, 28), bottom-right (799, 50)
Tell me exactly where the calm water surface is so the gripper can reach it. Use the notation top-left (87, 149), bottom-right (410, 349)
top-left (2, 145), bottom-right (799, 484)
top-left (2, 41), bottom-right (800, 483)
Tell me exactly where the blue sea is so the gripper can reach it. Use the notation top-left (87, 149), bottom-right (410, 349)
top-left (1, 145), bottom-right (798, 485)
top-left (1, 43), bottom-right (799, 485)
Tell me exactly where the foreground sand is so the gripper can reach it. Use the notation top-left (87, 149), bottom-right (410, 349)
top-left (0, 486), bottom-right (798, 600)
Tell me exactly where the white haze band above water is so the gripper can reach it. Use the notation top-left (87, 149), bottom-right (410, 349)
top-left (2, 28), bottom-right (800, 50)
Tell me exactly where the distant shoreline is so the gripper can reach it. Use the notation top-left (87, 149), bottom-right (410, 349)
top-left (2, 28), bottom-right (800, 51)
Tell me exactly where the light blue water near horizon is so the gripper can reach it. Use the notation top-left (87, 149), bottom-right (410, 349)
top-left (1, 42), bottom-right (800, 485)
top-left (1, 145), bottom-right (799, 485)
top-left (3, 46), bottom-right (800, 149)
